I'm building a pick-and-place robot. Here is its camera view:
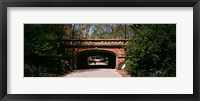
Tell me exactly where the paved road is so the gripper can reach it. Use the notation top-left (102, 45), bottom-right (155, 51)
top-left (64, 69), bottom-right (123, 77)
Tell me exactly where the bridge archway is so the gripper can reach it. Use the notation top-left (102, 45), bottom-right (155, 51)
top-left (76, 49), bottom-right (116, 69)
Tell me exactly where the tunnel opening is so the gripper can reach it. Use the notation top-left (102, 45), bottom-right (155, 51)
top-left (87, 55), bottom-right (109, 66)
top-left (76, 50), bottom-right (116, 69)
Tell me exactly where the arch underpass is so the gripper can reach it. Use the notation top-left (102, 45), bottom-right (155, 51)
top-left (76, 50), bottom-right (116, 69)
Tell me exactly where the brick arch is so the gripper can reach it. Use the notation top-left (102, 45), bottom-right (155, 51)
top-left (74, 48), bottom-right (125, 69)
top-left (75, 49), bottom-right (117, 69)
top-left (76, 48), bottom-right (117, 56)
top-left (74, 48), bottom-right (122, 57)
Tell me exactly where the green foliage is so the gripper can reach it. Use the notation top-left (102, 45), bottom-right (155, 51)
top-left (24, 24), bottom-right (68, 77)
top-left (125, 24), bottom-right (176, 77)
top-left (124, 59), bottom-right (134, 73)
top-left (117, 61), bottom-right (125, 70)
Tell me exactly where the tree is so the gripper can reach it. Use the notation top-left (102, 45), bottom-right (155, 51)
top-left (24, 24), bottom-right (67, 77)
top-left (88, 24), bottom-right (126, 39)
top-left (125, 24), bottom-right (176, 77)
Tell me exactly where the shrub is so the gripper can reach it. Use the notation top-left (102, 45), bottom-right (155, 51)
top-left (24, 24), bottom-right (69, 77)
top-left (125, 24), bottom-right (176, 77)
top-left (117, 61), bottom-right (125, 70)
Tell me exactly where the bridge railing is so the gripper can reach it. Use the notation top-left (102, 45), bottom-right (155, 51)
top-left (64, 39), bottom-right (129, 48)
top-left (64, 39), bottom-right (129, 42)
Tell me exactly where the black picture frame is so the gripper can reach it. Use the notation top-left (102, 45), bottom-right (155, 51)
top-left (0, 0), bottom-right (199, 101)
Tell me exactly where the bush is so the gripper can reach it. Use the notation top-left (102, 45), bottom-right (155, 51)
top-left (24, 24), bottom-right (69, 77)
top-left (125, 24), bottom-right (176, 77)
top-left (117, 61), bottom-right (125, 70)
top-left (24, 64), bottom-right (38, 77)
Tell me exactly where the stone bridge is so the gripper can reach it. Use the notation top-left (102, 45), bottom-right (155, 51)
top-left (65, 39), bottom-right (128, 69)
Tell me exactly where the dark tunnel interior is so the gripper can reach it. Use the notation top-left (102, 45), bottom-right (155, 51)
top-left (76, 50), bottom-right (116, 69)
